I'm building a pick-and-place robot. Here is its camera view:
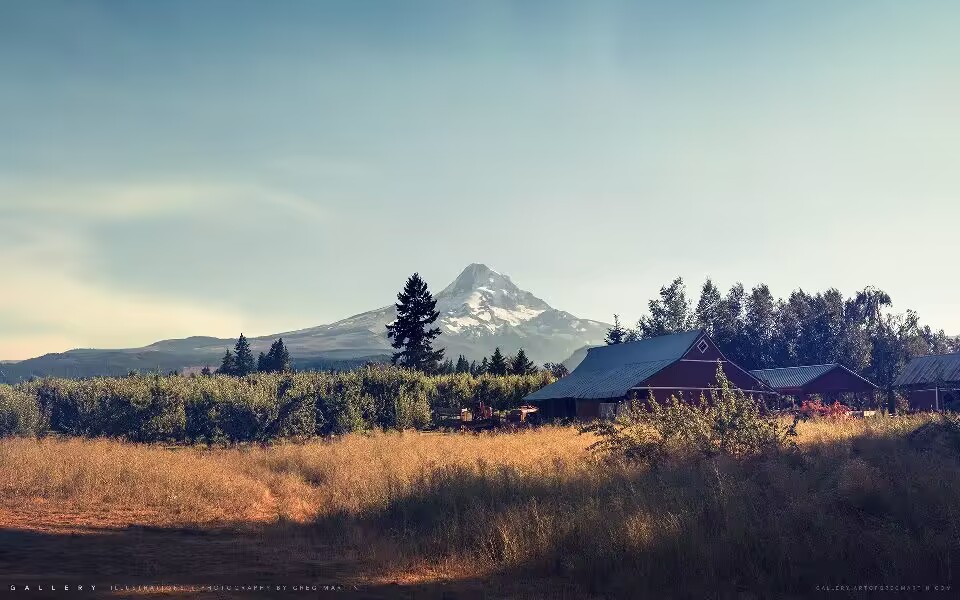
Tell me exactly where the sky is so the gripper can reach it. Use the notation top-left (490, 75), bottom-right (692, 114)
top-left (1, 0), bottom-right (958, 360)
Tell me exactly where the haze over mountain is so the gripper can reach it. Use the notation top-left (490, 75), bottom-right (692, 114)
top-left (0, 264), bottom-right (610, 382)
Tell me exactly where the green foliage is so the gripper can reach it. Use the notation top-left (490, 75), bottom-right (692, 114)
top-left (605, 314), bottom-right (628, 345)
top-left (487, 347), bottom-right (508, 376)
top-left (2, 366), bottom-right (553, 443)
top-left (386, 273), bottom-right (444, 372)
top-left (233, 334), bottom-right (256, 376)
top-left (583, 364), bottom-right (797, 462)
top-left (509, 348), bottom-right (535, 375)
top-left (0, 384), bottom-right (42, 436)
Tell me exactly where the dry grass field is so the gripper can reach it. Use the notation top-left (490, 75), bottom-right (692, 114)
top-left (2, 417), bottom-right (959, 598)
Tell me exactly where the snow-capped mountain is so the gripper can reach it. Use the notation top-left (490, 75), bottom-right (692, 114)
top-left (1, 264), bottom-right (611, 381)
top-left (277, 263), bottom-right (611, 363)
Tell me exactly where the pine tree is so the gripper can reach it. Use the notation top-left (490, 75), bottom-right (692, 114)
top-left (488, 347), bottom-right (508, 376)
top-left (509, 348), bottom-right (536, 375)
top-left (385, 273), bottom-right (444, 372)
top-left (439, 358), bottom-right (455, 374)
top-left (259, 338), bottom-right (291, 373)
top-left (233, 334), bottom-right (256, 376)
top-left (217, 350), bottom-right (237, 375)
top-left (455, 355), bottom-right (470, 373)
top-left (605, 314), bottom-right (628, 345)
top-left (257, 352), bottom-right (269, 373)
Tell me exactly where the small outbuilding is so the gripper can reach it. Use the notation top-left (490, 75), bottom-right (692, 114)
top-left (750, 364), bottom-right (879, 407)
top-left (524, 329), bottom-right (775, 420)
top-left (894, 352), bottom-right (960, 411)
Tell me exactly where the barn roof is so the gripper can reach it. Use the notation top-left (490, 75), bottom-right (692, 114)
top-left (524, 329), bottom-right (704, 401)
top-left (894, 353), bottom-right (960, 387)
top-left (750, 363), bottom-right (877, 391)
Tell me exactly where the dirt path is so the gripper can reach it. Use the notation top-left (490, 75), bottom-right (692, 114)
top-left (0, 505), bottom-right (507, 599)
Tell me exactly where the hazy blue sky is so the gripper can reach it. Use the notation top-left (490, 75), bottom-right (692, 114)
top-left (1, 0), bottom-right (958, 359)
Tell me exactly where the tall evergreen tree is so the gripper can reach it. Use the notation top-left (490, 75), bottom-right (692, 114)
top-left (233, 334), bottom-right (256, 376)
top-left (477, 356), bottom-right (489, 375)
top-left (605, 314), bottom-right (629, 345)
top-left (217, 349), bottom-right (237, 376)
top-left (488, 347), bottom-right (508, 376)
top-left (385, 273), bottom-right (444, 372)
top-left (455, 355), bottom-right (471, 373)
top-left (259, 338), bottom-right (291, 373)
top-left (510, 348), bottom-right (536, 375)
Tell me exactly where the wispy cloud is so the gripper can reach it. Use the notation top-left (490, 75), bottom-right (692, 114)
top-left (0, 178), bottom-right (326, 223)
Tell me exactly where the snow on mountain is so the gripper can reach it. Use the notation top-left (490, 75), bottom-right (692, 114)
top-left (1, 264), bottom-right (612, 381)
top-left (275, 263), bottom-right (610, 363)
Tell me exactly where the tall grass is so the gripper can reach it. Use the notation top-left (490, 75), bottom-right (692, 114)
top-left (2, 416), bottom-right (958, 595)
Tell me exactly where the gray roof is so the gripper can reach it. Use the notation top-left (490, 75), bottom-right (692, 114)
top-left (750, 363), bottom-right (877, 391)
top-left (525, 330), bottom-right (704, 401)
top-left (750, 364), bottom-right (836, 389)
top-left (894, 353), bottom-right (960, 387)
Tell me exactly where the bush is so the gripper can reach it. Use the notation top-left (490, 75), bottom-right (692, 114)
top-left (797, 398), bottom-right (851, 420)
top-left (584, 365), bottom-right (797, 462)
top-left (0, 384), bottom-right (42, 436)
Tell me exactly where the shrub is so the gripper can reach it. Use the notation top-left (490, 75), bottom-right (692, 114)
top-left (583, 365), bottom-right (797, 462)
top-left (798, 398), bottom-right (851, 420)
top-left (0, 384), bottom-right (42, 436)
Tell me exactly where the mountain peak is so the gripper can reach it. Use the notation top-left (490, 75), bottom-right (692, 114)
top-left (439, 263), bottom-right (515, 297)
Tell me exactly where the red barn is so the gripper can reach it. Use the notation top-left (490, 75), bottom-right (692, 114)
top-left (750, 364), bottom-right (878, 407)
top-left (524, 330), bottom-right (775, 420)
top-left (894, 352), bottom-right (960, 411)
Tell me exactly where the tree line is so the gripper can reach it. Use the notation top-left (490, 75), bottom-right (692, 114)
top-left (215, 335), bottom-right (290, 376)
top-left (605, 277), bottom-right (958, 395)
top-left (0, 366), bottom-right (554, 441)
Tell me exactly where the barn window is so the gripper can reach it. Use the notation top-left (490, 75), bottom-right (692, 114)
top-left (697, 338), bottom-right (709, 354)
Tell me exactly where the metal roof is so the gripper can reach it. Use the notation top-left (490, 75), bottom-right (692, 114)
top-left (894, 353), bottom-right (960, 387)
top-left (750, 364), bottom-right (836, 390)
top-left (750, 363), bottom-right (878, 391)
top-left (524, 330), bottom-right (703, 401)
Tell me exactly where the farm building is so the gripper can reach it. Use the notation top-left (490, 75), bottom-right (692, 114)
top-left (894, 352), bottom-right (960, 411)
top-left (750, 364), bottom-right (878, 407)
top-left (524, 329), bottom-right (776, 420)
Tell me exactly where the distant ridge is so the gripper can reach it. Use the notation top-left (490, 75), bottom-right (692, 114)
top-left (1, 264), bottom-right (611, 382)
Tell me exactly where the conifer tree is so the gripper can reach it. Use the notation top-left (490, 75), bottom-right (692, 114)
top-left (257, 352), bottom-right (268, 373)
top-left (605, 314), bottom-right (629, 345)
top-left (259, 338), bottom-right (291, 373)
top-left (479, 356), bottom-right (489, 375)
top-left (385, 273), bottom-right (444, 372)
top-left (217, 350), bottom-right (237, 375)
top-left (488, 347), bottom-right (508, 376)
top-left (510, 348), bottom-right (535, 375)
top-left (233, 334), bottom-right (256, 376)
top-left (455, 355), bottom-right (470, 373)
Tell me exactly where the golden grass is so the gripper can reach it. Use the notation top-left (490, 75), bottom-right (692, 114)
top-left (2, 416), bottom-right (959, 596)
